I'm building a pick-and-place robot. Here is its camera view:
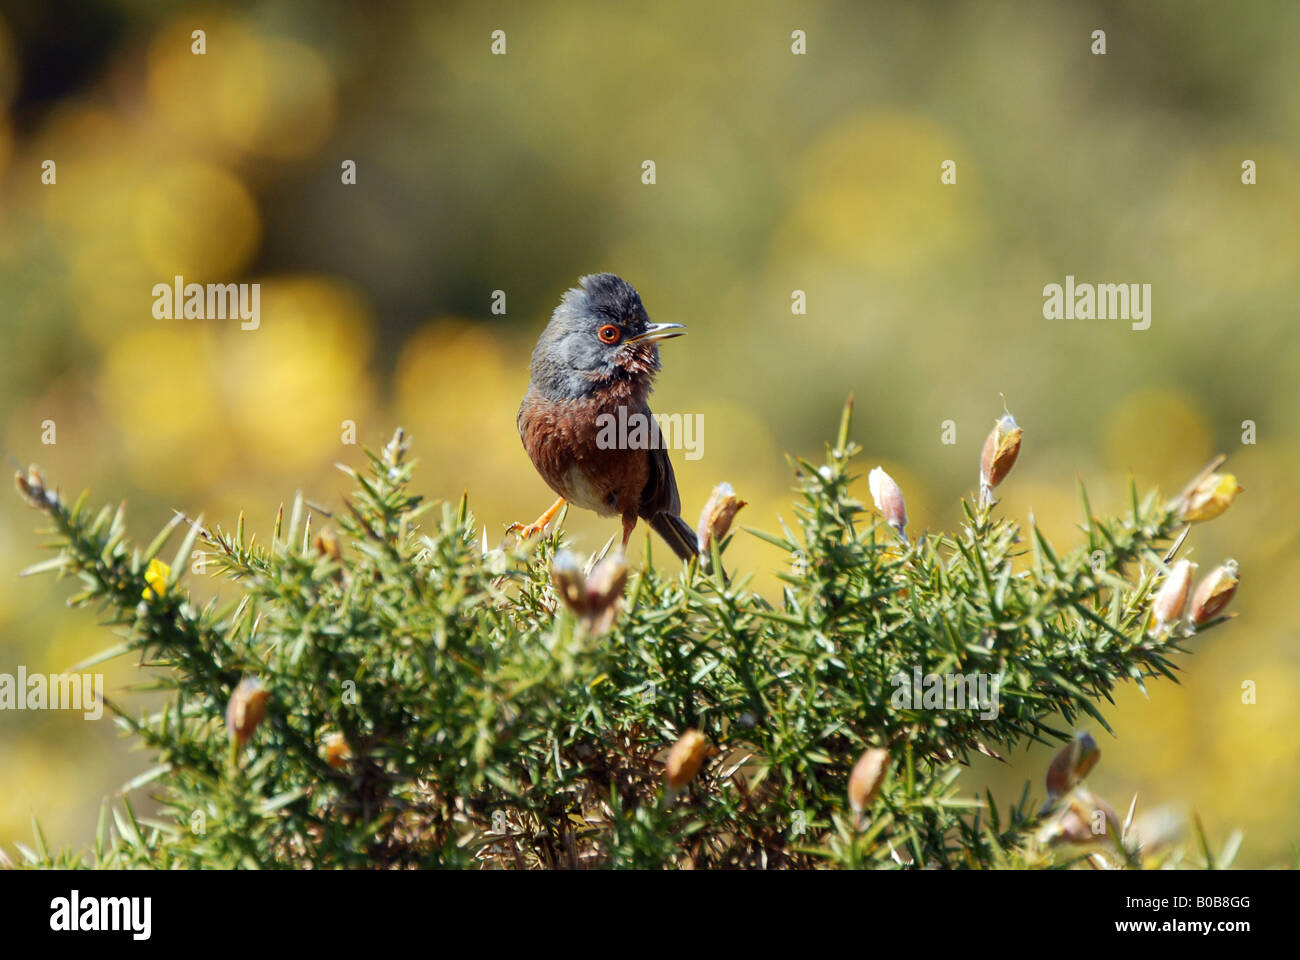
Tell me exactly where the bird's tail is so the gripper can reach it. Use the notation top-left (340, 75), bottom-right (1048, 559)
top-left (650, 512), bottom-right (699, 561)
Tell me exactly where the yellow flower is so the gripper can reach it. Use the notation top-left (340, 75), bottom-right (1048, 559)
top-left (142, 558), bottom-right (171, 599)
top-left (1177, 472), bottom-right (1242, 523)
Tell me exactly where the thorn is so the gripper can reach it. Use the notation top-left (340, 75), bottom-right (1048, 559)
top-left (587, 534), bottom-right (617, 575)
top-left (1123, 792), bottom-right (1138, 843)
top-left (1162, 525), bottom-right (1191, 564)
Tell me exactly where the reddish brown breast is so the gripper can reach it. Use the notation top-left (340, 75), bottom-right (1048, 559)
top-left (518, 384), bottom-right (653, 518)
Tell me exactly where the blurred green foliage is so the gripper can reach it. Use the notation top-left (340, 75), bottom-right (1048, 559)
top-left (1, 0), bottom-right (1297, 865)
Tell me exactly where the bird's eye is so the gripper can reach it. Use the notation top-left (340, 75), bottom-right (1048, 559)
top-left (597, 324), bottom-right (621, 344)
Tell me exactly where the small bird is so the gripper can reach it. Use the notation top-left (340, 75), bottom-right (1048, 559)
top-left (511, 273), bottom-right (698, 560)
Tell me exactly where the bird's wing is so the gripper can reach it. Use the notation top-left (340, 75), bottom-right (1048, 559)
top-left (639, 443), bottom-right (683, 520)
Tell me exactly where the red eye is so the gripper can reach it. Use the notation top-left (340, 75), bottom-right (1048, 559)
top-left (597, 324), bottom-right (621, 344)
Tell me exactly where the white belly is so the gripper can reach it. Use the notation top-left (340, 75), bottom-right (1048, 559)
top-left (562, 464), bottom-right (617, 517)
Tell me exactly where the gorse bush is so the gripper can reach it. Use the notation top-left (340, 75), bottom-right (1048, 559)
top-left (9, 400), bottom-right (1243, 869)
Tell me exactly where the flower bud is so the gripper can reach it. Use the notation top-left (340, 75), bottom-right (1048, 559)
top-left (1176, 472), bottom-right (1242, 523)
top-left (586, 553), bottom-right (629, 609)
top-left (979, 413), bottom-right (1022, 506)
top-left (665, 729), bottom-right (710, 790)
top-left (584, 553), bottom-right (629, 634)
top-left (1190, 560), bottom-right (1239, 625)
top-left (550, 550), bottom-right (628, 634)
top-left (1045, 732), bottom-right (1100, 801)
top-left (322, 731), bottom-right (352, 770)
top-left (313, 528), bottom-right (342, 561)
top-left (14, 466), bottom-right (39, 505)
top-left (868, 468), bottom-right (909, 544)
top-left (848, 747), bottom-right (890, 813)
top-left (226, 677), bottom-right (270, 748)
top-left (550, 551), bottom-right (589, 615)
top-left (15, 464), bottom-right (60, 509)
top-left (1038, 788), bottom-right (1119, 847)
top-left (696, 482), bottom-right (747, 554)
top-left (1151, 559), bottom-right (1196, 631)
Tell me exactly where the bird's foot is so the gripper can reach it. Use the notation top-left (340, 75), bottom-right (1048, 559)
top-left (505, 518), bottom-right (552, 539)
top-left (506, 498), bottom-right (566, 540)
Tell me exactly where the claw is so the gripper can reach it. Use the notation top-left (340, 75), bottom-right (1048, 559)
top-left (506, 518), bottom-right (551, 539)
top-left (507, 497), bottom-right (566, 541)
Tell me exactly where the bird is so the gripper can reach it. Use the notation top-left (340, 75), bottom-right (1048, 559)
top-left (510, 273), bottom-right (699, 561)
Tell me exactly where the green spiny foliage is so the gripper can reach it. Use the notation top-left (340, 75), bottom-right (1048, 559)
top-left (9, 402), bottom-right (1240, 869)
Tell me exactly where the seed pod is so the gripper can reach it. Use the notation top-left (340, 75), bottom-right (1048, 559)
top-left (867, 467), bottom-right (909, 544)
top-left (226, 677), bottom-right (270, 748)
top-left (979, 413), bottom-right (1022, 506)
top-left (1190, 560), bottom-right (1239, 625)
top-left (1177, 472), bottom-right (1242, 523)
top-left (1151, 559), bottom-right (1196, 631)
top-left (696, 482), bottom-right (747, 554)
top-left (1045, 732), bottom-right (1100, 801)
top-left (848, 747), bottom-right (890, 813)
top-left (665, 729), bottom-right (710, 790)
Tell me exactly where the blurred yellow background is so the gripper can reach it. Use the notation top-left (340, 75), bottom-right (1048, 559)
top-left (1, 0), bottom-right (1296, 866)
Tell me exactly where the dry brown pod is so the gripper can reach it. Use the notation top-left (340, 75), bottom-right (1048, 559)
top-left (665, 729), bottom-right (711, 790)
top-left (322, 731), bottom-right (352, 769)
top-left (696, 482), bottom-right (747, 554)
top-left (979, 413), bottom-right (1022, 506)
top-left (1190, 561), bottom-right (1239, 625)
top-left (227, 677), bottom-right (270, 748)
top-left (1045, 732), bottom-right (1100, 802)
top-left (848, 747), bottom-right (890, 813)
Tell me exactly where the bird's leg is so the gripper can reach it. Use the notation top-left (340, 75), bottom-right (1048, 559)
top-left (507, 497), bottom-right (566, 540)
top-left (621, 513), bottom-right (637, 550)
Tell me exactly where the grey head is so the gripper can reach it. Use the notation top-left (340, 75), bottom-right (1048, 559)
top-left (528, 273), bottom-right (686, 400)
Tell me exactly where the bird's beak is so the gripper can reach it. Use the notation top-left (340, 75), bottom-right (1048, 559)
top-left (625, 322), bottom-right (687, 344)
